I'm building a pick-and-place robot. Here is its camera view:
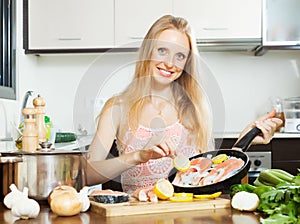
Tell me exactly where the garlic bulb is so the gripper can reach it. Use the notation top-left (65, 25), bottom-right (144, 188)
top-left (3, 184), bottom-right (25, 209)
top-left (78, 186), bottom-right (90, 212)
top-left (11, 196), bottom-right (40, 219)
top-left (4, 185), bottom-right (40, 220)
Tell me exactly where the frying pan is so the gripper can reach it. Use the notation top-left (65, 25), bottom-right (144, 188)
top-left (168, 127), bottom-right (262, 194)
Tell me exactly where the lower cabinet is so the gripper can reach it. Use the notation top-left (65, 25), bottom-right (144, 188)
top-left (271, 139), bottom-right (300, 175)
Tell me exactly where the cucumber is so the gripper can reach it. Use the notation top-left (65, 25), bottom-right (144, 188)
top-left (269, 169), bottom-right (294, 183)
top-left (256, 169), bottom-right (295, 187)
top-left (55, 132), bottom-right (77, 143)
top-left (258, 169), bottom-right (285, 187)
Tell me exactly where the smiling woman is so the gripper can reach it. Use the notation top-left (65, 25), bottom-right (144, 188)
top-left (0, 0), bottom-right (16, 100)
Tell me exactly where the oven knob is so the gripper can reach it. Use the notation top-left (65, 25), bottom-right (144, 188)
top-left (254, 159), bottom-right (262, 167)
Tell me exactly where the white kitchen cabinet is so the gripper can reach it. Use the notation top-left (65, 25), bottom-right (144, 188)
top-left (263, 0), bottom-right (300, 45)
top-left (114, 0), bottom-right (173, 47)
top-left (25, 0), bottom-right (114, 51)
top-left (255, 0), bottom-right (300, 56)
top-left (173, 0), bottom-right (262, 40)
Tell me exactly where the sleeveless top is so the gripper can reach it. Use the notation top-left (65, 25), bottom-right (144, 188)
top-left (117, 121), bottom-right (199, 194)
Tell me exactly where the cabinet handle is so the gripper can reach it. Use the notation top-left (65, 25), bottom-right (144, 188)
top-left (129, 36), bottom-right (144, 40)
top-left (58, 38), bottom-right (82, 41)
top-left (202, 28), bottom-right (228, 31)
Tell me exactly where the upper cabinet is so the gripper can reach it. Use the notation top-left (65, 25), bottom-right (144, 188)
top-left (254, 0), bottom-right (300, 56)
top-left (114, 0), bottom-right (172, 48)
top-left (173, 0), bottom-right (262, 40)
top-left (262, 0), bottom-right (300, 46)
top-left (24, 0), bottom-right (263, 54)
top-left (24, 0), bottom-right (114, 53)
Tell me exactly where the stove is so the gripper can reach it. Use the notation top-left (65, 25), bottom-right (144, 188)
top-left (245, 151), bottom-right (272, 184)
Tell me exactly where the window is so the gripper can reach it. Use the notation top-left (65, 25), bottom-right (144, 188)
top-left (0, 0), bottom-right (16, 100)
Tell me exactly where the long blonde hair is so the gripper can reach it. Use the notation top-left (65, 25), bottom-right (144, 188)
top-left (102, 15), bottom-right (213, 152)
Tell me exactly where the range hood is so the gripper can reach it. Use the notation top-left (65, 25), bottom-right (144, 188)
top-left (196, 38), bottom-right (262, 52)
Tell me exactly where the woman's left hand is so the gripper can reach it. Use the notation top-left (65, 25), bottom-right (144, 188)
top-left (239, 109), bottom-right (283, 145)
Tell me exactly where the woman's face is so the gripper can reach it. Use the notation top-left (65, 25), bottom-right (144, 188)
top-left (150, 29), bottom-right (190, 86)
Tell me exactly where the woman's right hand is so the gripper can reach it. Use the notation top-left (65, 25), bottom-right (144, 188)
top-left (137, 136), bottom-right (177, 163)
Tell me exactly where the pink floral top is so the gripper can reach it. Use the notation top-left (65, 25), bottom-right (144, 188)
top-left (117, 121), bottom-right (199, 194)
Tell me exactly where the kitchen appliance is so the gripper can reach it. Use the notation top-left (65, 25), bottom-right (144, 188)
top-left (168, 127), bottom-right (262, 194)
top-left (0, 149), bottom-right (87, 201)
top-left (246, 151), bottom-right (272, 185)
top-left (282, 97), bottom-right (300, 133)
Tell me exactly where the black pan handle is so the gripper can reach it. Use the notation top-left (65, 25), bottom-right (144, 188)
top-left (232, 127), bottom-right (262, 152)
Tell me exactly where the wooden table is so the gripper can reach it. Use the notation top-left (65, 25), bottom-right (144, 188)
top-left (0, 202), bottom-right (261, 224)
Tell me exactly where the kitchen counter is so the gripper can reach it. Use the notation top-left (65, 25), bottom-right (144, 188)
top-left (0, 135), bottom-right (93, 153)
top-left (2, 132), bottom-right (298, 152)
top-left (0, 201), bottom-right (262, 224)
top-left (217, 132), bottom-right (300, 139)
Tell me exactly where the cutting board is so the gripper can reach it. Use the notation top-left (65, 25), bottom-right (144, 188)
top-left (90, 197), bottom-right (230, 217)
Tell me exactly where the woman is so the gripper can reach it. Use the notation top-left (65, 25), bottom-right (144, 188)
top-left (86, 15), bottom-right (282, 193)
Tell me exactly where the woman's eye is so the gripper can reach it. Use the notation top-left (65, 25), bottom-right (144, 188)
top-left (176, 53), bottom-right (185, 60)
top-left (157, 48), bottom-right (167, 55)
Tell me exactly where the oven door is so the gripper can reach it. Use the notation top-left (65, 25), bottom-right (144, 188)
top-left (246, 151), bottom-right (272, 185)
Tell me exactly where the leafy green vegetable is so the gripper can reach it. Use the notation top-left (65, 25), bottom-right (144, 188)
top-left (253, 186), bottom-right (275, 197)
top-left (260, 213), bottom-right (299, 224)
top-left (232, 169), bottom-right (300, 223)
top-left (230, 183), bottom-right (257, 197)
top-left (294, 169), bottom-right (300, 185)
top-left (258, 184), bottom-right (300, 223)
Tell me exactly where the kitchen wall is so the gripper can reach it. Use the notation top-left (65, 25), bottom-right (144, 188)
top-left (1, 1), bottom-right (300, 139)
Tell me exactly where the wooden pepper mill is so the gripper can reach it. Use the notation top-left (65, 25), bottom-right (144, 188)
top-left (22, 108), bottom-right (38, 152)
top-left (33, 94), bottom-right (47, 143)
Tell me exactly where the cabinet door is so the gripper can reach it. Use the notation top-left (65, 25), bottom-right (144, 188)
top-left (263, 0), bottom-right (300, 46)
top-left (173, 0), bottom-right (262, 40)
top-left (27, 0), bottom-right (114, 50)
top-left (271, 138), bottom-right (300, 175)
top-left (115, 0), bottom-right (172, 47)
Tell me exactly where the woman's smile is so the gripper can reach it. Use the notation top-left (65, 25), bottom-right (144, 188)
top-left (157, 67), bottom-right (174, 78)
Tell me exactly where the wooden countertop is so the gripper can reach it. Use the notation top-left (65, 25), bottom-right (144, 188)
top-left (0, 202), bottom-right (261, 224)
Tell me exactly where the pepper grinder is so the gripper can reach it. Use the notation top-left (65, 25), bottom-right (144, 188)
top-left (22, 108), bottom-right (38, 152)
top-left (33, 94), bottom-right (47, 143)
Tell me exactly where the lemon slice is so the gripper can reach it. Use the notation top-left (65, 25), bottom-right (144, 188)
top-left (173, 155), bottom-right (191, 172)
top-left (173, 192), bottom-right (194, 197)
top-left (170, 195), bottom-right (193, 202)
top-left (154, 179), bottom-right (174, 200)
top-left (194, 191), bottom-right (222, 199)
top-left (212, 154), bottom-right (228, 164)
